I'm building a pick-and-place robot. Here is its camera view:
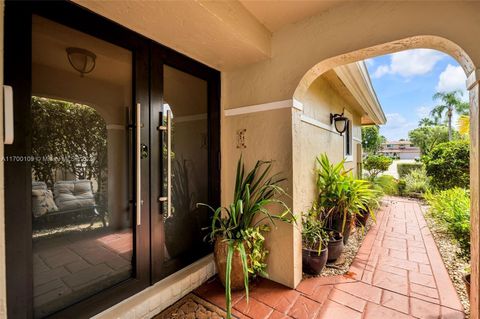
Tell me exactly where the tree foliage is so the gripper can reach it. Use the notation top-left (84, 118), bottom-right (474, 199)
top-left (431, 90), bottom-right (469, 141)
top-left (408, 125), bottom-right (455, 155)
top-left (31, 96), bottom-right (107, 190)
top-left (424, 140), bottom-right (469, 190)
top-left (363, 155), bottom-right (393, 179)
top-left (418, 117), bottom-right (438, 127)
top-left (361, 125), bottom-right (385, 155)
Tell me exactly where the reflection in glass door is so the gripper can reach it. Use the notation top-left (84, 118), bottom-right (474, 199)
top-left (31, 15), bottom-right (134, 318)
top-left (160, 65), bottom-right (211, 273)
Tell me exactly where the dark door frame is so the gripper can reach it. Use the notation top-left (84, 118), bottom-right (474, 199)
top-left (3, 1), bottom-right (220, 318)
top-left (150, 45), bottom-right (221, 282)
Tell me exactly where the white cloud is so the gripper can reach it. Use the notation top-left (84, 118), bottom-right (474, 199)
top-left (381, 113), bottom-right (417, 140)
top-left (436, 64), bottom-right (467, 98)
top-left (373, 65), bottom-right (389, 78)
top-left (371, 49), bottom-right (444, 79)
top-left (416, 106), bottom-right (432, 119)
top-left (365, 58), bottom-right (375, 67)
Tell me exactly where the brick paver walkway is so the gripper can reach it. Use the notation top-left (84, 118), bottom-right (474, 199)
top-left (195, 197), bottom-right (465, 318)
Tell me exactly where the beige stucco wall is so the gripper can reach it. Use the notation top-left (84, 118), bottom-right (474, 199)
top-left (222, 107), bottom-right (299, 288)
top-left (293, 75), bottom-right (362, 216)
top-left (224, 2), bottom-right (479, 109)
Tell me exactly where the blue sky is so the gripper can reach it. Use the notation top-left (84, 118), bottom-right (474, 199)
top-left (365, 49), bottom-right (468, 141)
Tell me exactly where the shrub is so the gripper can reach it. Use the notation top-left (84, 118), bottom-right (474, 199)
top-left (397, 179), bottom-right (407, 196)
top-left (404, 168), bottom-right (430, 195)
top-left (424, 140), bottom-right (469, 190)
top-left (373, 175), bottom-right (398, 196)
top-left (425, 188), bottom-right (470, 257)
top-left (363, 155), bottom-right (393, 179)
top-left (397, 163), bottom-right (423, 178)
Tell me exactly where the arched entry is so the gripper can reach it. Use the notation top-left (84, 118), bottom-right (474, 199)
top-left (292, 35), bottom-right (480, 317)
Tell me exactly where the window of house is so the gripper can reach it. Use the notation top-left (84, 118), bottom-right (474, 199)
top-left (344, 114), bottom-right (353, 161)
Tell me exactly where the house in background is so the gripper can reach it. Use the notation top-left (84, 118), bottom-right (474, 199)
top-left (1, 1), bottom-right (480, 318)
top-left (379, 140), bottom-right (421, 160)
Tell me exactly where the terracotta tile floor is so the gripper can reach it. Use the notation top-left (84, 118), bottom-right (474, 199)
top-left (194, 197), bottom-right (465, 318)
top-left (33, 229), bottom-right (132, 317)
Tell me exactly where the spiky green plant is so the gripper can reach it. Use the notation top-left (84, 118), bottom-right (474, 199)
top-left (315, 154), bottom-right (378, 234)
top-left (198, 156), bottom-right (294, 318)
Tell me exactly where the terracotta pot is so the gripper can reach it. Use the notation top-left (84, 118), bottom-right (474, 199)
top-left (214, 238), bottom-right (247, 291)
top-left (302, 247), bottom-right (328, 275)
top-left (463, 274), bottom-right (471, 300)
top-left (327, 232), bottom-right (344, 262)
top-left (356, 209), bottom-right (369, 227)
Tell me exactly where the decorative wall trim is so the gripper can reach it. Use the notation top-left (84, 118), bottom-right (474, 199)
top-left (106, 124), bottom-right (125, 130)
top-left (292, 98), bottom-right (304, 111)
top-left (175, 113), bottom-right (207, 123)
top-left (467, 69), bottom-right (480, 90)
top-left (225, 99), bottom-right (299, 117)
top-left (300, 114), bottom-right (338, 135)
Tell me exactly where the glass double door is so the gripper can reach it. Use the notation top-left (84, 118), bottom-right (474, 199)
top-left (152, 64), bottom-right (212, 279)
top-left (4, 3), bottom-right (218, 318)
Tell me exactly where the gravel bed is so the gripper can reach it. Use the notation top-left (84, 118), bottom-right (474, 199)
top-left (303, 216), bottom-right (374, 279)
top-left (420, 202), bottom-right (470, 317)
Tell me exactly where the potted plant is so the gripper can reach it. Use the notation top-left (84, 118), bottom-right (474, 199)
top-left (302, 209), bottom-right (329, 275)
top-left (199, 156), bottom-right (294, 319)
top-left (326, 229), bottom-right (344, 262)
top-left (315, 154), bottom-right (377, 244)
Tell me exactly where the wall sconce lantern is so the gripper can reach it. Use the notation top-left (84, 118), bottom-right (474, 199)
top-left (66, 47), bottom-right (96, 77)
top-left (330, 113), bottom-right (349, 135)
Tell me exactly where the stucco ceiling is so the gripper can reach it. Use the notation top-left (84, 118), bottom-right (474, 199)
top-left (239, 0), bottom-right (342, 32)
top-left (72, 0), bottom-right (348, 71)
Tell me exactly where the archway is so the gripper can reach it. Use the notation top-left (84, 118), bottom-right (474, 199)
top-left (292, 35), bottom-right (480, 317)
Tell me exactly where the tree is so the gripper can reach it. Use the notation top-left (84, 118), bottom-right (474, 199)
top-left (361, 125), bottom-right (385, 155)
top-left (424, 140), bottom-right (469, 190)
top-left (363, 155), bottom-right (393, 180)
top-left (431, 90), bottom-right (469, 140)
top-left (418, 117), bottom-right (437, 127)
top-left (408, 125), bottom-right (456, 155)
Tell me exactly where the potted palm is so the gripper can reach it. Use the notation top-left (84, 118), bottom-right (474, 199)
top-left (302, 209), bottom-right (329, 275)
top-left (199, 156), bottom-right (294, 319)
top-left (315, 154), bottom-right (377, 245)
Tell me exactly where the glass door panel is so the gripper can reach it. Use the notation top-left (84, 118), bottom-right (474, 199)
top-left (160, 65), bottom-right (211, 273)
top-left (31, 15), bottom-right (134, 318)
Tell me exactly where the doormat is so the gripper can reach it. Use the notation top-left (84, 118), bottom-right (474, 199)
top-left (154, 293), bottom-right (235, 319)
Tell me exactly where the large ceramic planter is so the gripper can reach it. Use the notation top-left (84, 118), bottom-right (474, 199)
top-left (302, 247), bottom-right (328, 275)
top-left (356, 209), bottom-right (369, 228)
top-left (463, 274), bottom-right (471, 299)
top-left (214, 238), bottom-right (247, 291)
top-left (327, 232), bottom-right (344, 262)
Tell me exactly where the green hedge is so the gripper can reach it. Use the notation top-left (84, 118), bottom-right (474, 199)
top-left (397, 163), bottom-right (423, 178)
top-left (424, 140), bottom-right (469, 190)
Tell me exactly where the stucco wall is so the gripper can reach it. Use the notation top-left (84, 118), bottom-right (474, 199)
top-left (223, 2), bottom-right (479, 110)
top-left (222, 107), bottom-right (300, 288)
top-left (293, 75), bottom-right (362, 217)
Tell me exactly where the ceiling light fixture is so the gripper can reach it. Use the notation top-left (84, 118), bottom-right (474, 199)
top-left (66, 47), bottom-right (96, 77)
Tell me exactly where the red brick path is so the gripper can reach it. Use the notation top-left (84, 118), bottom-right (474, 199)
top-left (194, 197), bottom-right (465, 318)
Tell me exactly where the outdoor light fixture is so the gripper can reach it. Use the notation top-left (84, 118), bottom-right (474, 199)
top-left (330, 112), bottom-right (349, 135)
top-left (66, 47), bottom-right (96, 77)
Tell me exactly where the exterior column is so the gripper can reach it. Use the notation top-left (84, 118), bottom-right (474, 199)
top-left (467, 69), bottom-right (480, 319)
